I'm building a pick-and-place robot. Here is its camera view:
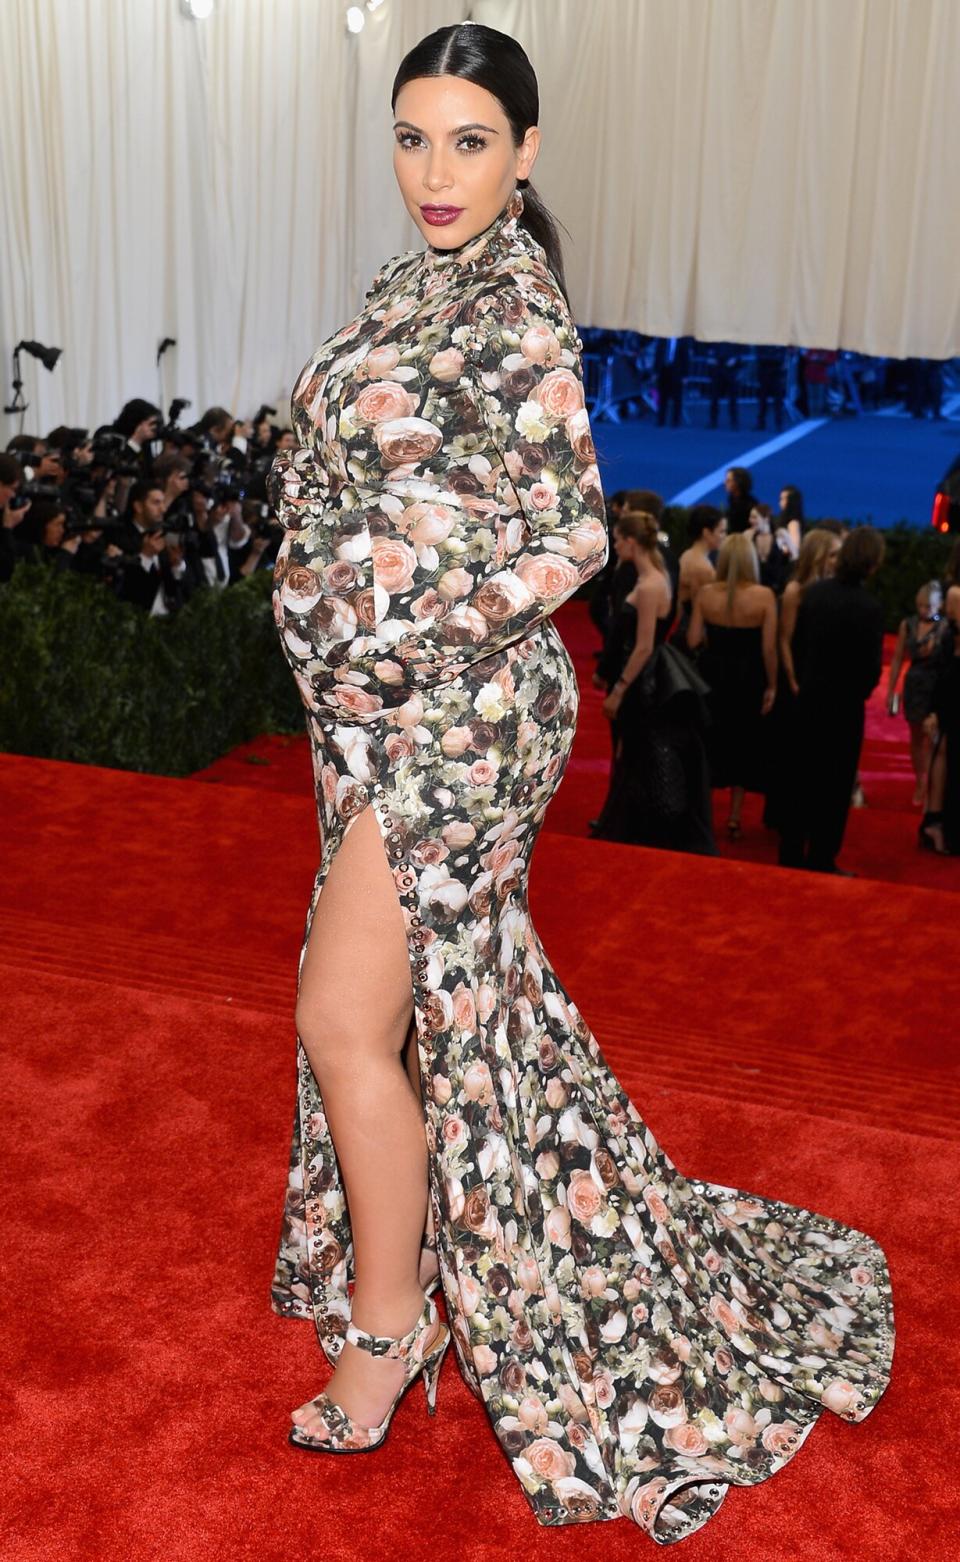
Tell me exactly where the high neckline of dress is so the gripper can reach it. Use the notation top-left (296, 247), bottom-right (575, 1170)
top-left (421, 196), bottom-right (525, 272)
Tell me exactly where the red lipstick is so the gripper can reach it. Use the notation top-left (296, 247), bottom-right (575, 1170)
top-left (421, 205), bottom-right (464, 227)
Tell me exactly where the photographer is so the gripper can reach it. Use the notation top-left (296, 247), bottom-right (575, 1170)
top-left (117, 480), bottom-right (190, 614)
top-left (237, 497), bottom-right (280, 577)
top-left (189, 482), bottom-right (252, 587)
top-left (0, 452), bottom-right (32, 582)
top-left (6, 434), bottom-right (45, 470)
top-left (152, 452), bottom-right (192, 522)
top-left (113, 398), bottom-right (162, 477)
top-left (16, 499), bottom-right (83, 571)
top-left (195, 406), bottom-right (240, 461)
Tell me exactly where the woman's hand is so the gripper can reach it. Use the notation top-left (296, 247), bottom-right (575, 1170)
top-left (923, 713), bottom-right (939, 740)
top-left (601, 688), bottom-right (623, 722)
top-left (761, 686), bottom-right (776, 716)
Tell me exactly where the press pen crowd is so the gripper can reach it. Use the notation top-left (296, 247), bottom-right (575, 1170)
top-left (3, 405), bottom-right (958, 864)
top-left (0, 398), bottom-right (289, 605)
top-left (588, 473), bottom-right (960, 868)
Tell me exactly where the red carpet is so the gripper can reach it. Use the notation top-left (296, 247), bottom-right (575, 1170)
top-left (196, 602), bottom-right (960, 893)
top-left (3, 748), bottom-right (960, 1561)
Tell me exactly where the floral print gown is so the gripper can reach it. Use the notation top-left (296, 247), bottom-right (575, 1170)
top-left (268, 195), bottom-right (894, 1543)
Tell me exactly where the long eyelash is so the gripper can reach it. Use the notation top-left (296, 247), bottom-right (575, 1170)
top-left (395, 131), bottom-right (488, 154)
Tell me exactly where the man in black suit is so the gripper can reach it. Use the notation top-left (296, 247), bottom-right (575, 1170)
top-left (705, 343), bottom-right (741, 429)
top-left (118, 480), bottom-right (191, 613)
top-left (654, 336), bottom-right (692, 427)
top-left (755, 346), bottom-right (787, 431)
top-left (778, 528), bottom-right (886, 874)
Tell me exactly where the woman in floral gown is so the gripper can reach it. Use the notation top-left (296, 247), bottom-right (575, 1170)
top-left (268, 22), bottom-right (894, 1544)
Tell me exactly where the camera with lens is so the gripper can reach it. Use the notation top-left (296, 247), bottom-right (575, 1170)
top-left (89, 429), bottom-right (143, 480)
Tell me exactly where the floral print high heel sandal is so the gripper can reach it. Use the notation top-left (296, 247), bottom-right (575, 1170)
top-left (288, 1293), bottom-right (449, 1454)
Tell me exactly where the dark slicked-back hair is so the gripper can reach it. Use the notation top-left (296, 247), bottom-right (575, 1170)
top-left (392, 23), bottom-right (569, 307)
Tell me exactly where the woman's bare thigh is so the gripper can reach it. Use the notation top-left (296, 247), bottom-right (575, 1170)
top-left (295, 804), bottom-right (414, 1064)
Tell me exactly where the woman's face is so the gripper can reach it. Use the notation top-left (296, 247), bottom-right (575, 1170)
top-left (44, 513), bottom-right (66, 546)
top-left (824, 539), bottom-right (841, 577)
top-left (393, 75), bottom-right (539, 249)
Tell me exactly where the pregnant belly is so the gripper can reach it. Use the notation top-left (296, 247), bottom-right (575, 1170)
top-left (273, 523), bottom-right (386, 653)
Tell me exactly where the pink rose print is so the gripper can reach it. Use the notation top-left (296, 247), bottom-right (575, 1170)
top-left (375, 416), bottom-right (443, 468)
top-left (371, 536), bottom-right (417, 595)
top-left (270, 204), bottom-right (894, 1540)
top-left (353, 380), bottom-right (418, 424)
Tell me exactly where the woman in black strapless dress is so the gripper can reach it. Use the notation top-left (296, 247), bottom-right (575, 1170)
top-left (688, 534), bottom-right (778, 839)
top-left (593, 511), bottom-right (716, 854)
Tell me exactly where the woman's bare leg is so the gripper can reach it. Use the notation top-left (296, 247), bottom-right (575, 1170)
top-left (909, 720), bottom-right (929, 804)
top-left (290, 805), bottom-right (437, 1434)
top-left (928, 738), bottom-right (946, 811)
top-left (729, 785), bottom-right (744, 829)
top-left (402, 1024), bottom-right (440, 1291)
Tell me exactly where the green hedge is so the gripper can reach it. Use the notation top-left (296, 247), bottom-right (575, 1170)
top-left (0, 562), bottom-right (303, 775)
top-left (0, 521), bottom-right (954, 775)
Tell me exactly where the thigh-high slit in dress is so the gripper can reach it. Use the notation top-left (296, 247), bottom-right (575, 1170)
top-left (267, 195), bottom-right (894, 1544)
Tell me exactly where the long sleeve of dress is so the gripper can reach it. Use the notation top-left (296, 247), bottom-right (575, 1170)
top-left (269, 233), bottom-right (609, 717)
top-left (270, 272), bottom-right (607, 713)
top-left (384, 281), bottom-right (609, 688)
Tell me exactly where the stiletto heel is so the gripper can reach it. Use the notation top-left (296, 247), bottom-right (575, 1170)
top-left (919, 811), bottom-right (947, 854)
top-left (287, 1292), bottom-right (447, 1454)
top-left (421, 1331), bottom-right (450, 1416)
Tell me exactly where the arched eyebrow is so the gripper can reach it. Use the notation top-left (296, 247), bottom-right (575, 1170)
top-left (393, 120), bottom-right (500, 136)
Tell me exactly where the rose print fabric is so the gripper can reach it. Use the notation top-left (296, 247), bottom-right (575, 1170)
top-left (269, 200), bottom-right (895, 1544)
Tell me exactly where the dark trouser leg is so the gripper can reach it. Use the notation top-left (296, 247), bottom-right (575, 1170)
top-left (776, 702), bottom-right (808, 866)
top-left (806, 710), bottom-right (864, 871)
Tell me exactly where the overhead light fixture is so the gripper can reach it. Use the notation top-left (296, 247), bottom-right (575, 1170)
top-left (180, 0), bottom-right (215, 20)
top-left (346, 6), bottom-right (366, 32)
top-left (366, 0), bottom-right (387, 10)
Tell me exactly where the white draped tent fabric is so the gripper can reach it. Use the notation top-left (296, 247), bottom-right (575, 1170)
top-left (1, 0), bottom-right (957, 434)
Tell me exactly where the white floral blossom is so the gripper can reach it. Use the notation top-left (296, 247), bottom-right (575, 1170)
top-left (474, 682), bottom-right (508, 721)
top-left (515, 401), bottom-right (554, 441)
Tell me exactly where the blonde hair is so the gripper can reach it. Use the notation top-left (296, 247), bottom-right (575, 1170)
top-left (793, 527), bottom-right (839, 592)
top-left (615, 509), bottom-right (667, 573)
top-left (715, 532), bottom-right (759, 615)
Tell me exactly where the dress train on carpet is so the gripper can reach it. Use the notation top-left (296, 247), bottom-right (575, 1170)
top-left (270, 620), bottom-right (895, 1544)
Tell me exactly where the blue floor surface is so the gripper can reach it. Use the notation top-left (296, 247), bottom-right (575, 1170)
top-left (591, 406), bottom-right (959, 528)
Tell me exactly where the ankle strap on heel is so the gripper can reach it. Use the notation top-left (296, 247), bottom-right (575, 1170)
top-left (345, 1295), bottom-right (435, 1360)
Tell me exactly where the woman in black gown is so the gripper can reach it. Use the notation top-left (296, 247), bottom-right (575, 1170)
top-left (922, 586), bottom-right (960, 854)
top-left (687, 533), bottom-right (777, 839)
top-left (593, 511), bottom-right (715, 853)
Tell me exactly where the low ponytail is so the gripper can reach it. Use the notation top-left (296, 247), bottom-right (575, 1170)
top-left (516, 182), bottom-right (571, 311)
